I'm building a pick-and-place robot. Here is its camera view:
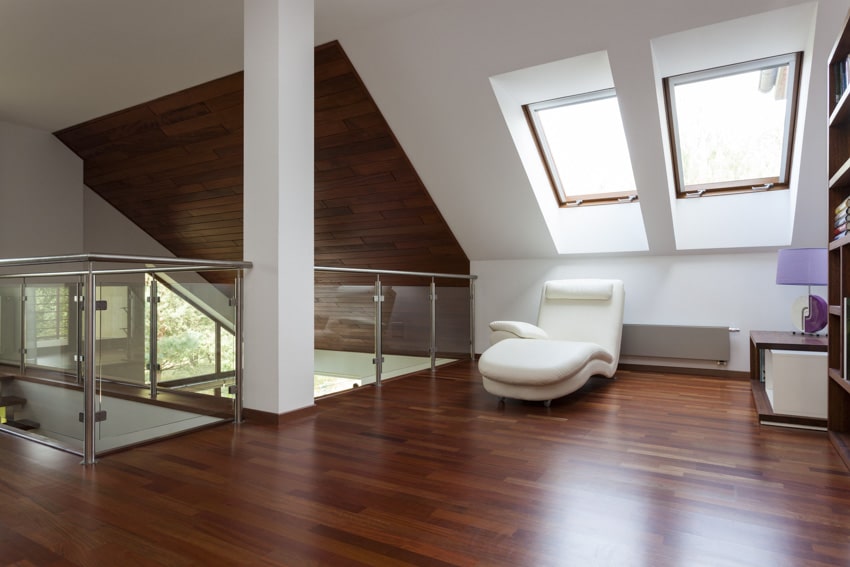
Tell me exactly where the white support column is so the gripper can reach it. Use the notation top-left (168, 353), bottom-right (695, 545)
top-left (243, 0), bottom-right (315, 416)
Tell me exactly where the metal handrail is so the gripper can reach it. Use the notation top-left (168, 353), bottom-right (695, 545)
top-left (0, 253), bottom-right (252, 270)
top-left (315, 265), bottom-right (476, 280)
top-left (0, 254), bottom-right (251, 279)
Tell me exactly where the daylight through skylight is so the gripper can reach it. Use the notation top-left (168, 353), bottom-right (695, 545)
top-left (526, 90), bottom-right (637, 205)
top-left (664, 53), bottom-right (799, 196)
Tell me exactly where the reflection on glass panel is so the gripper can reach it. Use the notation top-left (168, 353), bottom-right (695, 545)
top-left (0, 378), bottom-right (84, 451)
top-left (155, 284), bottom-right (217, 381)
top-left (0, 259), bottom-right (246, 461)
top-left (221, 330), bottom-right (235, 373)
top-left (0, 282), bottom-right (22, 367)
top-left (149, 275), bottom-right (237, 398)
top-left (94, 279), bottom-right (147, 386)
top-left (314, 283), bottom-right (378, 394)
top-left (93, 393), bottom-right (224, 455)
top-left (24, 279), bottom-right (79, 374)
top-left (383, 284), bottom-right (430, 358)
top-left (435, 283), bottom-right (471, 357)
top-left (313, 276), bottom-right (462, 399)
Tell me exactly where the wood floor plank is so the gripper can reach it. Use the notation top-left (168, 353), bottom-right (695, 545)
top-left (0, 362), bottom-right (849, 565)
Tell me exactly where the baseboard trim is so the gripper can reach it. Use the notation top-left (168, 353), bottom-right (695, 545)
top-left (618, 363), bottom-right (748, 380)
top-left (242, 404), bottom-right (318, 426)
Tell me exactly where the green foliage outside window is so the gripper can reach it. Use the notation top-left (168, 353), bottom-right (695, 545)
top-left (146, 281), bottom-right (235, 380)
top-left (34, 285), bottom-right (69, 341)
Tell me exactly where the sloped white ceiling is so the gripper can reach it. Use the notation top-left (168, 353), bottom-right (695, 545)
top-left (327, 0), bottom-right (846, 261)
top-left (0, 0), bottom-right (244, 132)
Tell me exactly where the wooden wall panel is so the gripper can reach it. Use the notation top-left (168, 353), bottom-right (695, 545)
top-left (314, 41), bottom-right (469, 286)
top-left (54, 73), bottom-right (244, 283)
top-left (54, 41), bottom-right (470, 292)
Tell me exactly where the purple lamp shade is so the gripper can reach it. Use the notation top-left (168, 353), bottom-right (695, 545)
top-left (776, 248), bottom-right (827, 333)
top-left (775, 248), bottom-right (827, 286)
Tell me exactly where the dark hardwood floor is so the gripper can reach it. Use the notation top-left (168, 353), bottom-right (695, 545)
top-left (1, 361), bottom-right (849, 566)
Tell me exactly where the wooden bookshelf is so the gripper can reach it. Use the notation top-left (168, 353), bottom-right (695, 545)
top-left (827, 9), bottom-right (850, 471)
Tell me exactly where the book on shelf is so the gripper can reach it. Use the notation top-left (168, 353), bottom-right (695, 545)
top-left (836, 54), bottom-right (850, 103)
top-left (835, 230), bottom-right (847, 241)
top-left (836, 195), bottom-right (850, 215)
top-left (836, 223), bottom-right (847, 235)
top-left (836, 212), bottom-right (850, 227)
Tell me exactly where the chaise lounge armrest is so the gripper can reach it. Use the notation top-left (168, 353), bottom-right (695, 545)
top-left (489, 320), bottom-right (549, 341)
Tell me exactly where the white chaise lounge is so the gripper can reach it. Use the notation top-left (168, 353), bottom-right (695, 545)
top-left (478, 279), bottom-right (625, 406)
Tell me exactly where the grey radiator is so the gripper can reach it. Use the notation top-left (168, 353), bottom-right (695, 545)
top-left (620, 324), bottom-right (731, 363)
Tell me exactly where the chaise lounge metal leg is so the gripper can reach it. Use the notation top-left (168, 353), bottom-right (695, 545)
top-left (498, 396), bottom-right (506, 404)
top-left (543, 400), bottom-right (551, 408)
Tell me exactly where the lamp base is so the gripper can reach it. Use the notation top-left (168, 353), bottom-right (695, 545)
top-left (790, 294), bottom-right (827, 334)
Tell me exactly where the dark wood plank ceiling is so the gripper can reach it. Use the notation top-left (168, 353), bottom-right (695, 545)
top-left (54, 41), bottom-right (468, 286)
top-left (54, 73), bottom-right (244, 268)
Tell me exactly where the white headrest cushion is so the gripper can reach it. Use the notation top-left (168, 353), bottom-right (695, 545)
top-left (544, 279), bottom-right (613, 300)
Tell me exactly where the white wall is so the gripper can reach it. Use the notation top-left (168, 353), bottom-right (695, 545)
top-left (0, 121), bottom-right (84, 257)
top-left (0, 121), bottom-right (199, 261)
top-left (472, 254), bottom-right (826, 373)
top-left (83, 189), bottom-right (174, 256)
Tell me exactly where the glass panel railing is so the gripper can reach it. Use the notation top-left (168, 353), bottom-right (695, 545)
top-left (93, 271), bottom-right (238, 456)
top-left (314, 280), bottom-right (379, 395)
top-left (314, 268), bottom-right (476, 399)
top-left (152, 274), bottom-right (237, 399)
top-left (24, 278), bottom-right (80, 376)
top-left (92, 277), bottom-right (147, 387)
top-left (435, 280), bottom-right (472, 359)
top-left (91, 388), bottom-right (228, 455)
top-left (380, 281), bottom-right (438, 378)
top-left (0, 375), bottom-right (84, 452)
top-left (0, 280), bottom-right (23, 369)
top-left (155, 283), bottom-right (219, 381)
top-left (0, 254), bottom-right (250, 464)
top-left (0, 276), bottom-right (84, 455)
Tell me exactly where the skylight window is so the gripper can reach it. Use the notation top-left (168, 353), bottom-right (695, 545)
top-left (664, 53), bottom-right (801, 198)
top-left (525, 89), bottom-right (637, 206)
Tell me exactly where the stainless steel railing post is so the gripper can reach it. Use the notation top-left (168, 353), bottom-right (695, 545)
top-left (75, 279), bottom-right (84, 385)
top-left (19, 278), bottom-right (25, 375)
top-left (374, 276), bottom-right (383, 387)
top-left (82, 264), bottom-right (97, 465)
top-left (429, 278), bottom-right (437, 371)
top-left (469, 278), bottom-right (476, 361)
top-left (234, 271), bottom-right (244, 423)
top-left (148, 278), bottom-right (158, 399)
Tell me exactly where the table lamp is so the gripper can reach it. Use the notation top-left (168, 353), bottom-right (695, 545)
top-left (775, 247), bottom-right (827, 334)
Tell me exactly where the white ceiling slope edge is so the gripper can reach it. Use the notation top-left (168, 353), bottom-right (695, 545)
top-left (1, 0), bottom-right (847, 263)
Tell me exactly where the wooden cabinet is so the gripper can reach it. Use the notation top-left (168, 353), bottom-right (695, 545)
top-left (827, 10), bottom-right (850, 470)
top-left (750, 331), bottom-right (828, 428)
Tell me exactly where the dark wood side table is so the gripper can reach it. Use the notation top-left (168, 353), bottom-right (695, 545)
top-left (749, 330), bottom-right (828, 429)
